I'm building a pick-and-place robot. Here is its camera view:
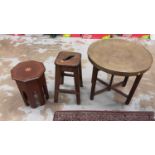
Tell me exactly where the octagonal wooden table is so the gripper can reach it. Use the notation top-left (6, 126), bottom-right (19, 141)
top-left (88, 39), bottom-right (153, 104)
top-left (11, 60), bottom-right (49, 108)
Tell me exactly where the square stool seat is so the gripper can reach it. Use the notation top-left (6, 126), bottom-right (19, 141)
top-left (55, 51), bottom-right (81, 67)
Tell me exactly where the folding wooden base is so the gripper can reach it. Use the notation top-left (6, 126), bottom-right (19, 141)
top-left (90, 66), bottom-right (143, 105)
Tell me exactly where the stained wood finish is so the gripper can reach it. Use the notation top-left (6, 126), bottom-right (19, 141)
top-left (125, 74), bottom-right (143, 104)
top-left (11, 60), bottom-right (45, 82)
top-left (55, 51), bottom-right (81, 67)
top-left (90, 66), bottom-right (143, 104)
top-left (11, 60), bottom-right (49, 108)
top-left (90, 66), bottom-right (98, 100)
top-left (54, 51), bottom-right (83, 105)
top-left (88, 39), bottom-right (153, 76)
top-left (122, 76), bottom-right (129, 87)
top-left (88, 39), bottom-right (153, 104)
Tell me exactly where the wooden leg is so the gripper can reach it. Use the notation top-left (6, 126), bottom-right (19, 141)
top-left (74, 68), bottom-right (80, 105)
top-left (16, 82), bottom-right (29, 106)
top-left (79, 61), bottom-right (83, 87)
top-left (20, 90), bottom-right (29, 106)
top-left (42, 74), bottom-right (49, 99)
top-left (60, 71), bottom-right (64, 85)
top-left (122, 76), bottom-right (129, 87)
top-left (90, 66), bottom-right (98, 100)
top-left (108, 74), bottom-right (114, 91)
top-left (54, 66), bottom-right (61, 103)
top-left (125, 74), bottom-right (143, 105)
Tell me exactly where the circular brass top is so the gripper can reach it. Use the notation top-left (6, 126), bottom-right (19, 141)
top-left (88, 39), bottom-right (153, 76)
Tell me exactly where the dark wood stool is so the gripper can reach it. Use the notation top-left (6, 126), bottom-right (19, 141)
top-left (54, 51), bottom-right (83, 105)
top-left (11, 60), bottom-right (49, 108)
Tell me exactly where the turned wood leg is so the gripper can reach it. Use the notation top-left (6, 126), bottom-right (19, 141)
top-left (122, 76), bottom-right (129, 87)
top-left (90, 66), bottom-right (98, 100)
top-left (54, 66), bottom-right (61, 103)
top-left (74, 68), bottom-right (81, 105)
top-left (125, 74), bottom-right (143, 105)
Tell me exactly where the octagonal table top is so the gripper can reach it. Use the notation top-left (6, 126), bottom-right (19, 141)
top-left (11, 60), bottom-right (45, 82)
top-left (88, 39), bottom-right (153, 76)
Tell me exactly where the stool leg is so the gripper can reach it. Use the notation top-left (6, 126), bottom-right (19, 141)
top-left (79, 61), bottom-right (83, 87)
top-left (60, 71), bottom-right (64, 85)
top-left (125, 74), bottom-right (143, 105)
top-left (54, 66), bottom-right (61, 103)
top-left (20, 90), bottom-right (29, 106)
top-left (27, 92), bottom-right (37, 108)
top-left (42, 74), bottom-right (49, 99)
top-left (90, 66), bottom-right (98, 100)
top-left (74, 68), bottom-right (80, 105)
top-left (16, 82), bottom-right (29, 106)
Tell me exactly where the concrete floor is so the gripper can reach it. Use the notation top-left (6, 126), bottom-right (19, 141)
top-left (0, 34), bottom-right (155, 120)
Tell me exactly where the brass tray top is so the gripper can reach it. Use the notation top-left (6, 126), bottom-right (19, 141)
top-left (88, 39), bottom-right (153, 76)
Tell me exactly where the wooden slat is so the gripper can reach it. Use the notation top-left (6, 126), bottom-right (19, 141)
top-left (111, 81), bottom-right (124, 88)
top-left (63, 73), bottom-right (74, 77)
top-left (112, 87), bottom-right (128, 97)
top-left (97, 78), bottom-right (124, 88)
top-left (95, 87), bottom-right (109, 95)
top-left (59, 89), bottom-right (76, 94)
top-left (96, 78), bottom-right (128, 97)
top-left (97, 78), bottom-right (109, 86)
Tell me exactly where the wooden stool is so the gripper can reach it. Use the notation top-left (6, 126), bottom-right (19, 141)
top-left (54, 51), bottom-right (83, 105)
top-left (11, 60), bottom-right (49, 108)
